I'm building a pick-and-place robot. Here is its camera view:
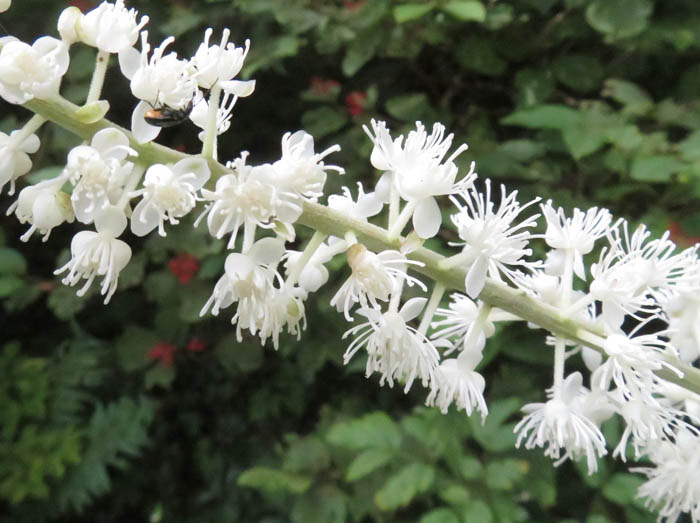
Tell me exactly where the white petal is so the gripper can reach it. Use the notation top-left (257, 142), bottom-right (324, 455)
top-left (173, 157), bottom-right (210, 189)
top-left (413, 197), bottom-right (441, 239)
top-left (17, 132), bottom-right (40, 153)
top-left (299, 265), bottom-right (328, 293)
top-left (465, 255), bottom-right (488, 298)
top-left (130, 198), bottom-right (160, 236)
top-left (370, 145), bottom-right (392, 172)
top-left (91, 127), bottom-right (129, 156)
top-left (131, 101), bottom-right (161, 144)
top-left (118, 46), bottom-right (141, 80)
top-left (400, 296), bottom-right (427, 322)
top-left (374, 172), bottom-right (392, 203)
top-left (224, 252), bottom-right (253, 279)
top-left (356, 191), bottom-right (383, 218)
top-left (250, 237), bottom-right (285, 265)
top-left (219, 79), bottom-right (256, 97)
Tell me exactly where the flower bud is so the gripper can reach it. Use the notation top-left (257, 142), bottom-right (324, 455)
top-left (58, 7), bottom-right (82, 44)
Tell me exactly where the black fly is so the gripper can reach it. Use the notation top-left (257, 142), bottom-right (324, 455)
top-left (144, 98), bottom-right (195, 128)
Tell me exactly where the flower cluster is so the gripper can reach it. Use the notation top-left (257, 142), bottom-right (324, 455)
top-left (2, 1), bottom-right (699, 520)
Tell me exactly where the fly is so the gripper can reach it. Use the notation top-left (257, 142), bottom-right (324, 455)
top-left (144, 98), bottom-right (194, 128)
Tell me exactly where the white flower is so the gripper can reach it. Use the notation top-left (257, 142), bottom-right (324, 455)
top-left (77, 0), bottom-right (148, 53)
top-left (426, 348), bottom-right (488, 421)
top-left (0, 0), bottom-right (10, 14)
top-left (430, 293), bottom-right (496, 354)
top-left (342, 298), bottom-right (440, 392)
top-left (327, 183), bottom-right (383, 221)
top-left (590, 223), bottom-right (692, 327)
top-left (0, 129), bottom-right (39, 195)
top-left (130, 157), bottom-right (210, 236)
top-left (448, 180), bottom-right (540, 297)
top-left (197, 153), bottom-right (301, 248)
top-left (199, 238), bottom-right (303, 349)
top-left (283, 243), bottom-right (334, 293)
top-left (0, 36), bottom-right (69, 104)
top-left (612, 394), bottom-right (680, 461)
top-left (633, 429), bottom-right (700, 523)
top-left (119, 32), bottom-right (198, 143)
top-left (65, 128), bottom-right (136, 224)
top-left (189, 91), bottom-right (237, 140)
top-left (200, 237), bottom-right (285, 318)
top-left (541, 201), bottom-right (615, 280)
top-left (57, 7), bottom-right (82, 45)
top-left (272, 131), bottom-right (345, 201)
top-left (514, 372), bottom-right (607, 474)
top-left (54, 206), bottom-right (131, 304)
top-left (598, 331), bottom-right (679, 400)
top-left (667, 292), bottom-right (700, 362)
top-left (365, 119), bottom-right (475, 239)
top-left (190, 28), bottom-right (255, 97)
top-left (7, 175), bottom-right (74, 242)
top-left (234, 285), bottom-right (306, 350)
top-left (331, 245), bottom-right (426, 320)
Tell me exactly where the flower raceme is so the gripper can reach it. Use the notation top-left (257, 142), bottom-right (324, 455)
top-left (2, 2), bottom-right (700, 520)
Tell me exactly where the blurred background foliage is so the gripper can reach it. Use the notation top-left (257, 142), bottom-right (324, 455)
top-left (1, 0), bottom-right (699, 521)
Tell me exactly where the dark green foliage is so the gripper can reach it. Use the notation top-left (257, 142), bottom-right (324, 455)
top-left (2, 0), bottom-right (700, 521)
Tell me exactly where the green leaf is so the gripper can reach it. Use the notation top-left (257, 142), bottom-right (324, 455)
top-left (455, 37), bottom-right (506, 76)
top-left (552, 54), bottom-right (604, 93)
top-left (419, 507), bottom-right (460, 523)
top-left (460, 499), bottom-right (493, 522)
top-left (485, 4), bottom-right (514, 30)
top-left (602, 473), bottom-right (645, 505)
top-left (0, 248), bottom-right (26, 275)
top-left (326, 412), bottom-right (402, 450)
top-left (237, 467), bottom-right (311, 494)
top-left (291, 486), bottom-right (347, 523)
top-left (345, 448), bottom-right (394, 481)
top-left (585, 0), bottom-right (652, 39)
top-left (47, 286), bottom-right (88, 320)
top-left (630, 155), bottom-right (686, 182)
top-left (0, 275), bottom-right (23, 298)
top-left (457, 455), bottom-right (483, 480)
top-left (439, 484), bottom-right (470, 507)
top-left (469, 398), bottom-right (519, 451)
top-left (515, 68), bottom-right (555, 107)
top-left (375, 463), bottom-right (434, 510)
top-left (501, 105), bottom-right (580, 130)
top-left (301, 107), bottom-right (348, 139)
top-left (144, 363), bottom-right (175, 389)
top-left (678, 130), bottom-right (700, 162)
top-left (393, 3), bottom-right (435, 24)
top-left (602, 79), bottom-right (653, 115)
top-left (55, 397), bottom-right (154, 511)
top-left (342, 29), bottom-right (382, 76)
top-left (115, 325), bottom-right (159, 372)
top-left (283, 436), bottom-right (331, 474)
top-left (385, 93), bottom-right (430, 122)
top-left (562, 126), bottom-right (606, 160)
top-left (485, 459), bottom-right (529, 490)
top-left (442, 1), bottom-right (486, 22)
top-left (214, 335), bottom-right (264, 375)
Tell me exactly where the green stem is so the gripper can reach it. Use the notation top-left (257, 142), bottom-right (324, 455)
top-left (20, 92), bottom-right (700, 396)
top-left (388, 199), bottom-right (417, 240)
top-left (85, 50), bottom-right (110, 104)
top-left (418, 282), bottom-right (445, 335)
top-left (11, 114), bottom-right (47, 145)
top-left (285, 230), bottom-right (327, 288)
top-left (201, 83), bottom-right (222, 160)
